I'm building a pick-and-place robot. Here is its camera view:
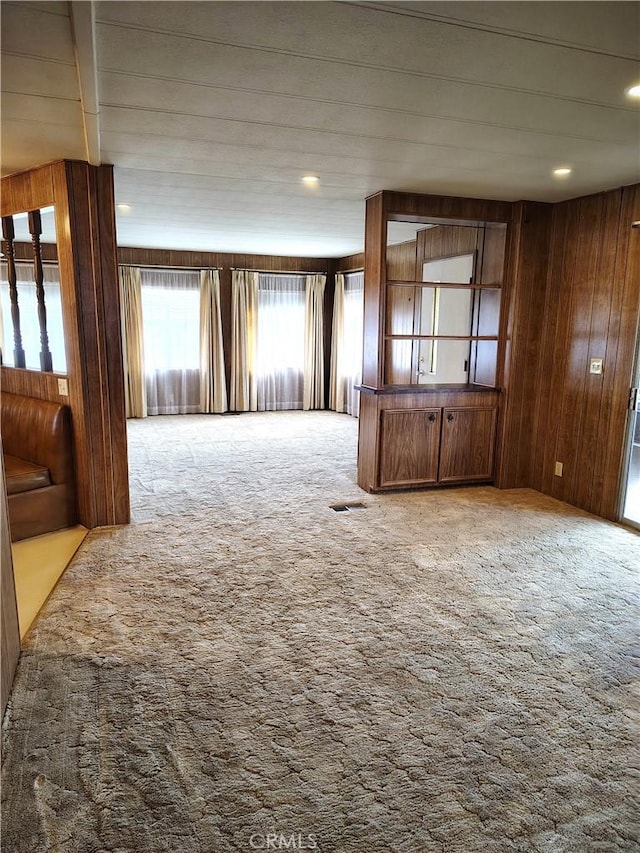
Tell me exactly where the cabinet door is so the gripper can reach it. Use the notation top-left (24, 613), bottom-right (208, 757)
top-left (439, 406), bottom-right (496, 483)
top-left (379, 409), bottom-right (441, 487)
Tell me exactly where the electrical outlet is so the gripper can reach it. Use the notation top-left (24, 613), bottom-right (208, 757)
top-left (57, 377), bottom-right (68, 396)
top-left (589, 358), bottom-right (603, 375)
top-left (554, 461), bottom-right (563, 477)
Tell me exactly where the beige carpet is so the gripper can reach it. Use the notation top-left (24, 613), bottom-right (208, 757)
top-left (2, 411), bottom-right (639, 852)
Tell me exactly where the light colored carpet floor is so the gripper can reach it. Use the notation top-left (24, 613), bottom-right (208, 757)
top-left (2, 411), bottom-right (639, 852)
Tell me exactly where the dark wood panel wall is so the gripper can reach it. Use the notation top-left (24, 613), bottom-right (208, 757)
top-left (1, 457), bottom-right (20, 718)
top-left (335, 252), bottom-right (364, 272)
top-left (494, 201), bottom-right (553, 489)
top-left (1, 160), bottom-right (129, 529)
top-left (527, 185), bottom-right (640, 520)
top-left (358, 187), bottom-right (640, 522)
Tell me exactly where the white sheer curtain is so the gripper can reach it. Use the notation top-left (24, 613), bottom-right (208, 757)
top-left (257, 274), bottom-right (305, 411)
top-left (141, 268), bottom-right (201, 415)
top-left (199, 269), bottom-right (227, 414)
top-left (303, 274), bottom-right (326, 410)
top-left (330, 270), bottom-right (364, 417)
top-left (0, 261), bottom-right (66, 372)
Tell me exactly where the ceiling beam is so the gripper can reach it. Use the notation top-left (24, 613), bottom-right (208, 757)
top-left (70, 0), bottom-right (101, 165)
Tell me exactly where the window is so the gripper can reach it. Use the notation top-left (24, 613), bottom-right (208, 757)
top-left (256, 274), bottom-right (306, 411)
top-left (0, 261), bottom-right (66, 373)
top-left (140, 268), bottom-right (201, 415)
top-left (141, 269), bottom-right (200, 371)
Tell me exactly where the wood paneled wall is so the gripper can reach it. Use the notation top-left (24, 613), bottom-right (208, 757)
top-left (1, 160), bottom-right (129, 529)
top-left (0, 367), bottom-right (68, 403)
top-left (334, 252), bottom-right (364, 272)
top-left (360, 186), bottom-right (640, 522)
top-left (494, 201), bottom-right (553, 488)
top-left (416, 224), bottom-right (480, 266)
top-left (12, 241), bottom-right (58, 262)
top-left (527, 185), bottom-right (640, 520)
top-left (1, 455), bottom-right (20, 719)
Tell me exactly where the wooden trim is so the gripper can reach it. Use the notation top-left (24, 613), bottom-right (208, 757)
top-left (1, 456), bottom-right (20, 719)
top-left (384, 334), bottom-right (499, 341)
top-left (388, 280), bottom-right (501, 290)
top-left (116, 245), bottom-right (330, 273)
top-left (0, 367), bottom-right (68, 403)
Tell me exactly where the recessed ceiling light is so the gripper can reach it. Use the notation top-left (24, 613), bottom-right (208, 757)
top-left (117, 203), bottom-right (132, 212)
top-left (302, 175), bottom-right (319, 185)
top-left (625, 83), bottom-right (640, 98)
top-left (553, 167), bottom-right (572, 177)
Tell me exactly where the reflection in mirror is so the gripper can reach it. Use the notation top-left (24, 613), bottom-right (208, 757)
top-left (417, 253), bottom-right (474, 384)
top-left (386, 221), bottom-right (436, 281)
top-left (383, 219), bottom-right (504, 387)
top-left (0, 206), bottom-right (66, 373)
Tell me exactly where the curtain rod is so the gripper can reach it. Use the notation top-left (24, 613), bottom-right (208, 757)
top-left (337, 266), bottom-right (364, 274)
top-left (118, 262), bottom-right (220, 270)
top-left (230, 267), bottom-right (327, 275)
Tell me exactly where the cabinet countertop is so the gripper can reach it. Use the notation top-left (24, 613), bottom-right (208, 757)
top-left (357, 383), bottom-right (501, 396)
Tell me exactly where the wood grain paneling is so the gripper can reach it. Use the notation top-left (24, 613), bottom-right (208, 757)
top-left (1, 455), bottom-right (20, 718)
top-left (117, 246), bottom-right (329, 273)
top-left (597, 185), bottom-right (640, 518)
top-left (439, 406), bottom-right (497, 482)
top-left (381, 191), bottom-right (512, 225)
top-left (96, 165), bottom-right (130, 523)
top-left (53, 161), bottom-right (130, 527)
top-left (12, 241), bottom-right (57, 262)
top-left (2, 159), bottom-right (130, 530)
top-left (357, 385), bottom-right (499, 491)
top-left (386, 240), bottom-right (418, 280)
top-left (335, 252), bottom-right (364, 272)
top-left (0, 163), bottom-right (55, 216)
top-left (494, 202), bottom-right (553, 489)
top-left (417, 224), bottom-right (480, 268)
top-left (0, 367), bottom-right (67, 403)
top-left (385, 285), bottom-right (416, 384)
top-left (362, 193), bottom-right (386, 388)
top-left (379, 408), bottom-right (441, 486)
top-left (525, 185), bottom-right (640, 520)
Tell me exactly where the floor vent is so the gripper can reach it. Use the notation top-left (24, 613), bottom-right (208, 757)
top-left (330, 502), bottom-right (367, 513)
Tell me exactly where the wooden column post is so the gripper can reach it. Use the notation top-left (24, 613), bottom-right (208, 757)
top-left (53, 161), bottom-right (130, 528)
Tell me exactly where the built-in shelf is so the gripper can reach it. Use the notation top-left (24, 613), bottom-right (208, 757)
top-left (387, 279), bottom-right (502, 290)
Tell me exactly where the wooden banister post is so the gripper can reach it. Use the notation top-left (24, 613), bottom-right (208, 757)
top-left (28, 209), bottom-right (53, 372)
top-left (1, 215), bottom-right (26, 369)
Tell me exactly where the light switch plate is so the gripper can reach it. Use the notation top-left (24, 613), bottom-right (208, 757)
top-left (57, 377), bottom-right (69, 396)
top-left (589, 358), bottom-right (603, 375)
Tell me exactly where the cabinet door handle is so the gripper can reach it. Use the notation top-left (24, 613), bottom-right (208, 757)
top-left (428, 412), bottom-right (436, 422)
top-left (447, 413), bottom-right (455, 422)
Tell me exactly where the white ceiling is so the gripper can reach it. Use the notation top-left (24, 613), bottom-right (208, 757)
top-left (2, 1), bottom-right (639, 257)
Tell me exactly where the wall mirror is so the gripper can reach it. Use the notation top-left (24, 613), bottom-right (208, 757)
top-left (0, 205), bottom-right (67, 374)
top-left (384, 218), bottom-right (505, 386)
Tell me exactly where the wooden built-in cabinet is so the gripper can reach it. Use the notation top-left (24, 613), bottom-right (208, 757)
top-left (358, 190), bottom-right (508, 494)
top-left (380, 403), bottom-right (497, 488)
top-left (360, 388), bottom-right (499, 492)
top-left (380, 408), bottom-right (441, 487)
top-left (439, 406), bottom-right (497, 483)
